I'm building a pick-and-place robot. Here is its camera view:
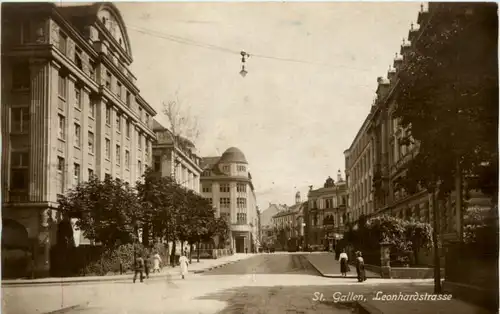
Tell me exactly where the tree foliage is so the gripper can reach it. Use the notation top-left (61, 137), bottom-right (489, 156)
top-left (58, 176), bottom-right (141, 249)
top-left (392, 3), bottom-right (498, 198)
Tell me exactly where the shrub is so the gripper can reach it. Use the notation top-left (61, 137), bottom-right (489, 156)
top-left (82, 243), bottom-right (145, 276)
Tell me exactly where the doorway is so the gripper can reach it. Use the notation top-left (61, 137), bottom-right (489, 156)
top-left (235, 236), bottom-right (245, 253)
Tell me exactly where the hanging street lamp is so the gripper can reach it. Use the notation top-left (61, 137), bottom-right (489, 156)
top-left (240, 50), bottom-right (250, 77)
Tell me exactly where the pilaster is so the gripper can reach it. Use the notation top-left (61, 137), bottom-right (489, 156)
top-left (96, 97), bottom-right (107, 179)
top-left (65, 74), bottom-right (77, 190)
top-left (130, 123), bottom-right (137, 181)
top-left (81, 86), bottom-right (91, 181)
top-left (29, 59), bottom-right (50, 202)
top-left (48, 61), bottom-right (62, 203)
top-left (110, 107), bottom-right (116, 176)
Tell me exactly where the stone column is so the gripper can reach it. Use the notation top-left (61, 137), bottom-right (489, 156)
top-left (66, 74), bottom-right (77, 190)
top-left (81, 86), bottom-right (91, 180)
top-left (380, 242), bottom-right (391, 278)
top-left (96, 98), bottom-right (108, 179)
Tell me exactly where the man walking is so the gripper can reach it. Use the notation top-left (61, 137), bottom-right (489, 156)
top-left (133, 254), bottom-right (145, 283)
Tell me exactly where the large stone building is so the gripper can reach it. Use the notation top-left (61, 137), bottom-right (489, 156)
top-left (344, 112), bottom-right (374, 224)
top-left (1, 2), bottom-right (157, 277)
top-left (200, 147), bottom-right (260, 253)
top-left (306, 171), bottom-right (348, 251)
top-left (271, 192), bottom-right (306, 251)
top-left (152, 119), bottom-right (202, 192)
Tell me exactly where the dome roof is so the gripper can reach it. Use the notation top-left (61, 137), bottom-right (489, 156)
top-left (220, 147), bottom-right (248, 164)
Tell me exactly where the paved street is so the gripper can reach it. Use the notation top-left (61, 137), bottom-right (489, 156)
top-left (3, 253), bottom-right (493, 314)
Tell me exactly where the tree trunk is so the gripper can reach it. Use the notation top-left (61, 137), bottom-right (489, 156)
top-left (197, 240), bottom-right (201, 263)
top-left (170, 240), bottom-right (177, 267)
top-left (181, 241), bottom-right (184, 255)
top-left (142, 224), bottom-right (150, 248)
top-left (431, 187), bottom-right (442, 293)
top-left (189, 243), bottom-right (193, 264)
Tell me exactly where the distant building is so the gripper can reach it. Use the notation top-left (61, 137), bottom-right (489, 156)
top-left (152, 119), bottom-right (202, 192)
top-left (272, 192), bottom-right (306, 251)
top-left (307, 172), bottom-right (348, 251)
top-left (200, 147), bottom-right (259, 253)
top-left (1, 2), bottom-right (156, 277)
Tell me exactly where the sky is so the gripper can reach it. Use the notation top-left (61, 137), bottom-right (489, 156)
top-left (115, 1), bottom-right (423, 212)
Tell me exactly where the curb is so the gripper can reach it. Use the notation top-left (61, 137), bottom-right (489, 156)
top-left (306, 258), bottom-right (381, 279)
top-left (3, 259), bottom-right (246, 287)
top-left (43, 304), bottom-right (83, 314)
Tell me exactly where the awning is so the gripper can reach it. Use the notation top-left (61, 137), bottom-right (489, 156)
top-left (2, 219), bottom-right (30, 250)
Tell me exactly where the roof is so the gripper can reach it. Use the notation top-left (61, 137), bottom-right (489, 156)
top-left (201, 156), bottom-right (221, 170)
top-left (220, 147), bottom-right (248, 164)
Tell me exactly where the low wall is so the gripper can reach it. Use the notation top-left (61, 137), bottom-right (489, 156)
top-left (390, 267), bottom-right (444, 279)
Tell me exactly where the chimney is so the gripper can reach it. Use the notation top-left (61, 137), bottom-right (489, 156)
top-left (376, 76), bottom-right (390, 99)
top-left (337, 169), bottom-right (342, 182)
top-left (393, 52), bottom-right (403, 72)
top-left (387, 65), bottom-right (396, 83)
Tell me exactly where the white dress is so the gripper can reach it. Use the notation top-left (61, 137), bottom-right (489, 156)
top-left (179, 256), bottom-right (189, 277)
top-left (153, 254), bottom-right (162, 271)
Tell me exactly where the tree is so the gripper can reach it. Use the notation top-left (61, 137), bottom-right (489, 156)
top-left (58, 176), bottom-right (141, 249)
top-left (404, 221), bottom-right (432, 265)
top-left (391, 3), bottom-right (498, 293)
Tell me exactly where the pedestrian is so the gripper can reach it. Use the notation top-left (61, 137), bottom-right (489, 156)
top-left (144, 253), bottom-right (150, 279)
top-left (355, 251), bottom-right (367, 282)
top-left (133, 254), bottom-right (145, 283)
top-left (339, 248), bottom-right (349, 277)
top-left (179, 252), bottom-right (189, 279)
top-left (152, 252), bottom-right (162, 273)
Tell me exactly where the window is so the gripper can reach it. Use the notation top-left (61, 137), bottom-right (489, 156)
top-left (58, 114), bottom-right (66, 140)
top-left (220, 184), bottom-right (230, 193)
top-left (145, 140), bottom-right (150, 156)
top-left (21, 20), bottom-right (31, 44)
top-left (88, 168), bottom-right (94, 179)
top-left (58, 73), bottom-right (67, 99)
top-left (221, 212), bottom-right (230, 223)
top-left (74, 123), bottom-right (81, 147)
top-left (237, 213), bottom-right (247, 224)
top-left (116, 113), bottom-right (121, 132)
top-left (202, 170), bottom-right (211, 177)
top-left (88, 131), bottom-right (94, 154)
top-left (137, 160), bottom-right (142, 175)
top-left (75, 48), bottom-right (83, 70)
top-left (222, 165), bottom-right (230, 172)
top-left (137, 133), bottom-right (142, 149)
top-left (74, 86), bottom-right (82, 109)
top-left (105, 173), bottom-right (111, 181)
top-left (10, 152), bottom-right (29, 190)
top-left (237, 165), bottom-right (246, 172)
top-left (138, 107), bottom-right (143, 121)
top-left (89, 61), bottom-right (96, 80)
top-left (74, 163), bottom-right (81, 184)
top-left (116, 145), bottom-right (121, 165)
top-left (206, 198), bottom-right (213, 206)
top-left (220, 198), bottom-right (230, 208)
top-left (237, 198), bottom-right (247, 209)
top-left (59, 31), bottom-right (67, 54)
top-left (105, 138), bottom-right (110, 159)
top-left (125, 150), bottom-right (130, 169)
top-left (89, 100), bottom-right (96, 118)
top-left (153, 155), bottom-right (161, 172)
top-left (126, 91), bottom-right (131, 107)
top-left (126, 120), bottom-right (131, 138)
top-left (105, 106), bottom-right (111, 125)
top-left (105, 71), bottom-right (112, 89)
top-left (11, 107), bottom-right (30, 133)
top-left (145, 114), bottom-right (150, 126)
top-left (12, 63), bottom-right (30, 90)
top-left (237, 183), bottom-right (246, 193)
top-left (57, 156), bottom-right (65, 194)
top-left (202, 184), bottom-right (212, 193)
top-left (117, 82), bottom-right (122, 98)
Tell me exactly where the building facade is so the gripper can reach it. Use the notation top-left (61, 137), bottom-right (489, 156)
top-left (344, 112), bottom-right (375, 224)
top-left (200, 147), bottom-right (259, 253)
top-left (271, 192), bottom-right (306, 250)
top-left (152, 119), bottom-right (202, 192)
top-left (1, 2), bottom-right (157, 276)
top-left (307, 172), bottom-right (348, 251)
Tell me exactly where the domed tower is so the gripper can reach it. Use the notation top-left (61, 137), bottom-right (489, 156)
top-left (295, 191), bottom-right (301, 205)
top-left (200, 147), bottom-right (259, 254)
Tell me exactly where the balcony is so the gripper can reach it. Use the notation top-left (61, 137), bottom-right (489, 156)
top-left (8, 190), bottom-right (29, 203)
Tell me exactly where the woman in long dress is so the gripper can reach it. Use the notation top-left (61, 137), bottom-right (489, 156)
top-left (355, 251), bottom-right (367, 282)
top-left (338, 248), bottom-right (349, 277)
top-left (179, 253), bottom-right (189, 279)
top-left (152, 252), bottom-right (162, 273)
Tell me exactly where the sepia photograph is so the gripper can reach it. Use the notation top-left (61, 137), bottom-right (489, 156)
top-left (0, 1), bottom-right (498, 313)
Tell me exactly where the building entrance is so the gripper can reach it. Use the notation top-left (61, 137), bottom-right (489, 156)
top-left (235, 236), bottom-right (245, 253)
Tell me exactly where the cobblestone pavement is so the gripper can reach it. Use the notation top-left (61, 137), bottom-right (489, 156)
top-left (2, 254), bottom-right (493, 314)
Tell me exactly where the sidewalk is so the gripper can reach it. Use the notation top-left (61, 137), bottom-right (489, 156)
top-left (306, 252), bottom-right (381, 278)
top-left (1, 253), bottom-right (256, 286)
